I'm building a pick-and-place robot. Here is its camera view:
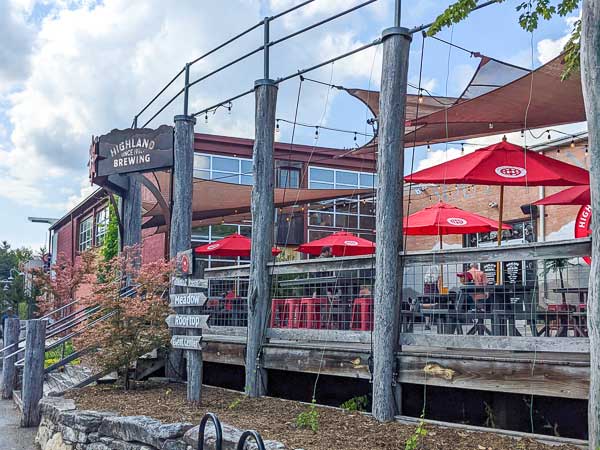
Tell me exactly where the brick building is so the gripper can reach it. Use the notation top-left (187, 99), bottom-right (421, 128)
top-left (50, 132), bottom-right (590, 294)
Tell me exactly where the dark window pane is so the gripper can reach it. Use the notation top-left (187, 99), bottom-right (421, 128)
top-left (335, 214), bottom-right (358, 229)
top-left (360, 215), bottom-right (375, 230)
top-left (309, 212), bottom-right (334, 227)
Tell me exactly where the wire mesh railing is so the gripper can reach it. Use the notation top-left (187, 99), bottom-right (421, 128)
top-left (203, 238), bottom-right (592, 350)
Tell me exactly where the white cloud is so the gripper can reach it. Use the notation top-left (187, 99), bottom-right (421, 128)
top-left (537, 15), bottom-right (580, 64)
top-left (0, 1), bottom-right (34, 90)
top-left (415, 145), bottom-right (466, 172)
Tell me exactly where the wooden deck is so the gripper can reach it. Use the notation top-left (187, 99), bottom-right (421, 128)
top-left (201, 334), bottom-right (589, 400)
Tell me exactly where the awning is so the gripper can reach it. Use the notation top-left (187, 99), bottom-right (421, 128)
top-left (346, 54), bottom-right (585, 150)
top-left (141, 171), bottom-right (374, 230)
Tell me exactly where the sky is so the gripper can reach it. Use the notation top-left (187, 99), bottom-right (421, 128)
top-left (0, 0), bottom-right (585, 250)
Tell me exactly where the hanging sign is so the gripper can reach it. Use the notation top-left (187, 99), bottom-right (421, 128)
top-left (169, 292), bottom-right (207, 308)
top-left (175, 249), bottom-right (194, 276)
top-left (93, 125), bottom-right (173, 178)
top-left (166, 314), bottom-right (210, 329)
top-left (481, 262), bottom-right (497, 285)
top-left (171, 335), bottom-right (203, 351)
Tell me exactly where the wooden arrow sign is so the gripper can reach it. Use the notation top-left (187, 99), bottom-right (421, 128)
top-left (171, 277), bottom-right (208, 289)
top-left (169, 292), bottom-right (207, 307)
top-left (166, 314), bottom-right (210, 329)
top-left (171, 335), bottom-right (203, 351)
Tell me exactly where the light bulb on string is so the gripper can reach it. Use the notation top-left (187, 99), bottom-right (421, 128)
top-left (204, 112), bottom-right (208, 124)
top-left (314, 126), bottom-right (319, 140)
top-left (547, 130), bottom-right (551, 140)
top-left (418, 90), bottom-right (424, 104)
top-left (488, 122), bottom-right (494, 130)
top-left (276, 120), bottom-right (280, 135)
top-left (557, 146), bottom-right (560, 154)
top-left (585, 145), bottom-right (589, 154)
top-left (461, 143), bottom-right (464, 154)
top-left (520, 129), bottom-right (524, 138)
top-left (570, 138), bottom-right (575, 148)
top-left (427, 142), bottom-right (431, 152)
top-left (353, 132), bottom-right (357, 142)
top-left (227, 102), bottom-right (232, 115)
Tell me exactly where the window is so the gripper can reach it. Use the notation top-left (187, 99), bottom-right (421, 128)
top-left (193, 153), bottom-right (254, 185)
top-left (277, 167), bottom-right (300, 188)
top-left (78, 216), bottom-right (93, 252)
top-left (95, 207), bottom-right (109, 246)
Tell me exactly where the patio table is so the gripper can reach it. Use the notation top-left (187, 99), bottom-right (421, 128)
top-left (552, 287), bottom-right (588, 304)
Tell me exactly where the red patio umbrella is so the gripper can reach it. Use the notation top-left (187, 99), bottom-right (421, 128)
top-left (194, 233), bottom-right (281, 258)
top-left (404, 202), bottom-right (512, 237)
top-left (533, 185), bottom-right (590, 206)
top-left (296, 231), bottom-right (375, 257)
top-left (405, 139), bottom-right (589, 282)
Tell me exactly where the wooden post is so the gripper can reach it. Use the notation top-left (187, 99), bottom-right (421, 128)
top-left (122, 175), bottom-right (142, 248)
top-left (372, 25), bottom-right (411, 422)
top-left (582, 1), bottom-right (600, 448)
top-left (187, 261), bottom-right (205, 404)
top-left (246, 79), bottom-right (277, 397)
top-left (1, 318), bottom-right (20, 399)
top-left (167, 114), bottom-right (196, 380)
top-left (21, 319), bottom-right (46, 427)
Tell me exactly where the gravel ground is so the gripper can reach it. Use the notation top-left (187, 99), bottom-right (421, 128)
top-left (66, 383), bottom-right (581, 450)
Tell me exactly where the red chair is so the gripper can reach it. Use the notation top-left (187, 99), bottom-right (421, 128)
top-left (282, 298), bottom-right (301, 328)
top-left (298, 297), bottom-right (326, 329)
top-left (270, 299), bottom-right (287, 328)
top-left (350, 297), bottom-right (374, 331)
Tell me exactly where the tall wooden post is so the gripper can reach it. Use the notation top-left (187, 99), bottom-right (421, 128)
top-left (187, 261), bottom-right (205, 404)
top-left (372, 24), bottom-right (411, 421)
top-left (246, 79), bottom-right (277, 397)
top-left (167, 114), bottom-right (196, 380)
top-left (1, 318), bottom-right (20, 399)
top-left (21, 319), bottom-right (46, 427)
top-left (581, 1), bottom-right (600, 448)
top-left (122, 175), bottom-right (142, 248)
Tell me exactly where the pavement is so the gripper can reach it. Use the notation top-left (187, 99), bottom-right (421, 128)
top-left (0, 398), bottom-right (38, 449)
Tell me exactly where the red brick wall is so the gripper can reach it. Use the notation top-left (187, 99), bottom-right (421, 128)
top-left (142, 231), bottom-right (166, 263)
top-left (55, 222), bottom-right (74, 263)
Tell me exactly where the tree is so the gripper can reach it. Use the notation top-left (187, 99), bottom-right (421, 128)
top-left (75, 247), bottom-right (173, 389)
top-left (101, 202), bottom-right (120, 262)
top-left (0, 241), bottom-right (34, 314)
top-left (429, 1), bottom-right (599, 447)
top-left (32, 251), bottom-right (96, 317)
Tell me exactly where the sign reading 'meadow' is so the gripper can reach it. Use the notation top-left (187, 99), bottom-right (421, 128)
top-left (169, 292), bottom-right (207, 307)
top-left (96, 125), bottom-right (173, 177)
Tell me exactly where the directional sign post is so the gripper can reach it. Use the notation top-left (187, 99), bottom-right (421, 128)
top-left (166, 314), bottom-right (210, 329)
top-left (171, 277), bottom-right (208, 289)
top-left (171, 335), bottom-right (203, 351)
top-left (169, 292), bottom-right (207, 308)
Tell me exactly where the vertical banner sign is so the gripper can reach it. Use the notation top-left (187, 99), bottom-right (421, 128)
top-left (574, 205), bottom-right (592, 265)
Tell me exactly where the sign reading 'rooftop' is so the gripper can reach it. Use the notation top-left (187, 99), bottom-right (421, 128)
top-left (95, 125), bottom-right (173, 177)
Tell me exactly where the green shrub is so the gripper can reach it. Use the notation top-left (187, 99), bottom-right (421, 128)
top-left (340, 395), bottom-right (368, 412)
top-left (296, 399), bottom-right (319, 432)
top-left (405, 413), bottom-right (427, 450)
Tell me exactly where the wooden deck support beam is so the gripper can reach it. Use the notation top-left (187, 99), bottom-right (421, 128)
top-left (21, 319), bottom-right (46, 427)
top-left (246, 78), bottom-right (277, 397)
top-left (1, 318), bottom-right (20, 399)
top-left (372, 24), bottom-right (411, 421)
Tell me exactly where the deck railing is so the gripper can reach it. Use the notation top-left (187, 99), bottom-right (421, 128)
top-left (200, 238), bottom-right (591, 353)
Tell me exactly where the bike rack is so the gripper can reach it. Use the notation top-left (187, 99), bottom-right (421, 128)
top-left (236, 430), bottom-right (267, 450)
top-left (197, 412), bottom-right (223, 450)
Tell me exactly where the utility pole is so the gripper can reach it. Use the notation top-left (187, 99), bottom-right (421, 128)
top-left (372, 0), bottom-right (411, 421)
top-left (246, 17), bottom-right (277, 397)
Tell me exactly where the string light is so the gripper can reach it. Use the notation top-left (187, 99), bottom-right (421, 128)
top-left (570, 138), bottom-right (576, 148)
top-left (314, 126), bottom-right (319, 140)
top-left (488, 122), bottom-right (494, 130)
top-left (204, 112), bottom-right (208, 124)
top-left (276, 120), bottom-right (280, 135)
top-left (461, 143), bottom-right (464, 154)
top-left (427, 142), bottom-right (431, 152)
top-left (520, 129), bottom-right (524, 138)
top-left (227, 103), bottom-right (232, 115)
top-left (547, 130), bottom-right (551, 140)
top-left (585, 145), bottom-right (589, 154)
top-left (557, 146), bottom-right (560, 154)
top-left (353, 132), bottom-right (357, 142)
top-left (418, 90), bottom-right (424, 104)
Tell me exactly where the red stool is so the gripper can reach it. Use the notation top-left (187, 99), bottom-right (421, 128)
top-left (270, 299), bottom-right (286, 328)
top-left (350, 297), bottom-right (374, 331)
top-left (298, 297), bottom-right (325, 329)
top-left (283, 298), bottom-right (301, 328)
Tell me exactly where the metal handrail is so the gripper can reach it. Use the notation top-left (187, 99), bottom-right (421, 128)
top-left (236, 430), bottom-right (266, 450)
top-left (197, 413), bottom-right (223, 450)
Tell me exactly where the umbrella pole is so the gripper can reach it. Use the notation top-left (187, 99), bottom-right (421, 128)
top-left (439, 234), bottom-right (444, 292)
top-left (496, 185), bottom-right (505, 284)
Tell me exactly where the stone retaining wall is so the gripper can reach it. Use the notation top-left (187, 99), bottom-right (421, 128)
top-left (36, 397), bottom-right (286, 450)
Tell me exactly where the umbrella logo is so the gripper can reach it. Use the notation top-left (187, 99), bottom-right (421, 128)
top-left (495, 165), bottom-right (527, 178)
top-left (447, 217), bottom-right (468, 226)
top-left (344, 240), bottom-right (359, 246)
top-left (207, 243), bottom-right (221, 250)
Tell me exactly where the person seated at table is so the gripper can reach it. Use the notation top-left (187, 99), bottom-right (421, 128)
top-left (467, 263), bottom-right (489, 306)
top-left (456, 271), bottom-right (476, 311)
top-left (359, 285), bottom-right (372, 297)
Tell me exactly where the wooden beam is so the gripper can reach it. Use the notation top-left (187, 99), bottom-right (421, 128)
top-left (246, 79), bottom-right (278, 397)
top-left (122, 175), bottom-right (141, 248)
top-left (266, 328), bottom-right (372, 344)
top-left (1, 318), bottom-right (20, 399)
top-left (21, 319), bottom-right (46, 427)
top-left (582, 1), bottom-right (600, 446)
top-left (372, 24), bottom-right (412, 421)
top-left (167, 114), bottom-right (196, 382)
top-left (400, 334), bottom-right (590, 353)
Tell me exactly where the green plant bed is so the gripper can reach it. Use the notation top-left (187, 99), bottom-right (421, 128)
top-left (44, 341), bottom-right (79, 368)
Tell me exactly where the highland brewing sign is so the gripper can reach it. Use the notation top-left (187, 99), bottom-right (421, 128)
top-left (93, 125), bottom-right (174, 178)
